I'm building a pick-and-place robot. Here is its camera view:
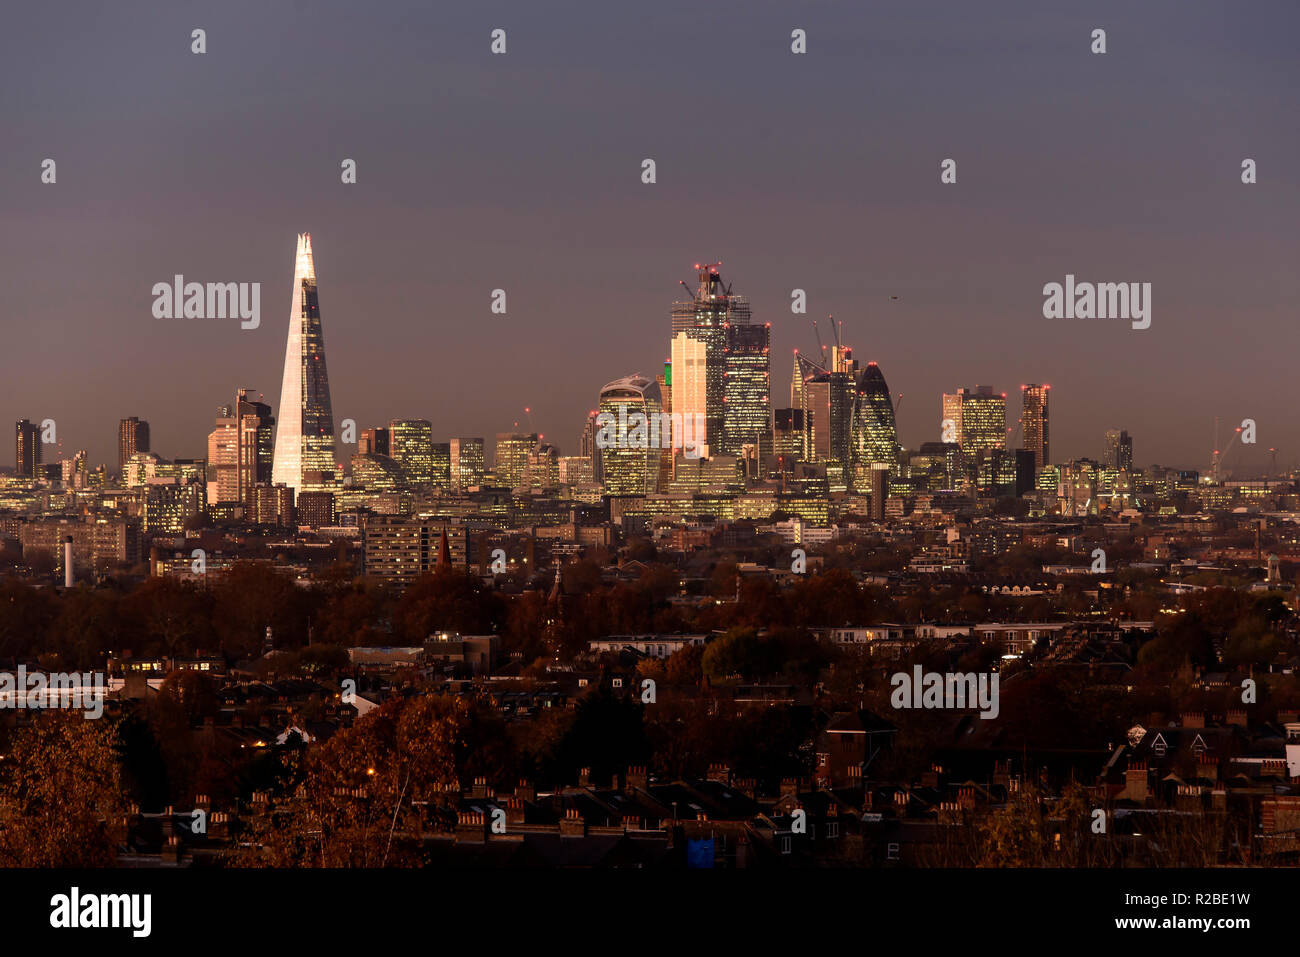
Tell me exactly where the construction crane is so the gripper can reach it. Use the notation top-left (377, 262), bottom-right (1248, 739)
top-left (811, 317), bottom-right (828, 366)
top-left (1211, 420), bottom-right (1244, 483)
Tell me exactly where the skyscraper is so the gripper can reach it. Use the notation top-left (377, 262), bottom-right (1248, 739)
top-left (271, 233), bottom-right (336, 494)
top-left (1105, 429), bottom-right (1133, 470)
top-left (359, 427), bottom-right (389, 457)
top-left (802, 346), bottom-right (857, 473)
top-left (790, 351), bottom-right (821, 461)
top-left (721, 321), bottom-right (772, 457)
top-left (495, 433), bottom-right (537, 489)
top-left (431, 442), bottom-right (451, 489)
top-left (671, 263), bottom-right (760, 454)
top-left (852, 361), bottom-right (899, 472)
top-left (235, 389), bottom-right (275, 502)
top-left (206, 390), bottom-right (274, 506)
top-left (671, 332), bottom-right (710, 459)
top-left (597, 375), bottom-right (662, 496)
top-left (389, 419), bottom-right (434, 487)
top-left (941, 391), bottom-right (965, 445)
top-left (578, 412), bottom-right (603, 484)
top-left (868, 462), bottom-right (890, 521)
top-left (526, 443), bottom-right (560, 490)
top-left (958, 386), bottom-right (1006, 453)
top-left (450, 437), bottom-right (486, 491)
top-left (1021, 384), bottom-right (1050, 469)
top-left (118, 417), bottom-right (150, 473)
top-left (773, 408), bottom-right (804, 472)
top-left (15, 419), bottom-right (41, 478)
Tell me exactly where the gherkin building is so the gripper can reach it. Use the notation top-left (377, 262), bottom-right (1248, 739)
top-left (852, 361), bottom-right (899, 469)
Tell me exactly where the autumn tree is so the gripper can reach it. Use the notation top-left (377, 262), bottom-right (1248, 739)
top-left (0, 712), bottom-right (126, 866)
top-left (235, 695), bottom-right (471, 867)
top-left (392, 567), bottom-right (503, 642)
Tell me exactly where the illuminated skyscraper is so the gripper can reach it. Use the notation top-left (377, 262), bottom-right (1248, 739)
top-left (852, 361), bottom-right (899, 470)
top-left (359, 427), bottom-right (389, 457)
top-left (1105, 429), bottom-right (1133, 471)
top-left (958, 386), bottom-right (1006, 453)
top-left (597, 375), bottom-right (662, 496)
top-left (790, 352), bottom-right (821, 460)
top-left (721, 321), bottom-right (772, 457)
top-left (449, 437), bottom-right (485, 490)
top-left (1021, 384), bottom-right (1050, 469)
top-left (207, 390), bottom-right (274, 506)
top-left (271, 233), bottom-right (336, 494)
top-left (671, 332), bottom-right (710, 459)
top-left (495, 433), bottom-right (537, 489)
top-left (431, 442), bottom-right (451, 489)
top-left (578, 412), bottom-right (604, 485)
top-left (671, 263), bottom-right (757, 454)
top-left (118, 417), bottom-right (150, 473)
top-left (773, 408), bottom-right (804, 472)
top-left (15, 419), bottom-right (41, 478)
top-left (389, 419), bottom-right (434, 487)
top-left (800, 346), bottom-right (857, 477)
top-left (868, 462), bottom-right (890, 521)
top-left (941, 392), bottom-right (964, 444)
top-left (526, 443), bottom-right (560, 490)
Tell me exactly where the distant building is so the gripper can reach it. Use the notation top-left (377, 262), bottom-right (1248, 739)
top-left (959, 386), bottom-right (1006, 453)
top-left (852, 361), bottom-right (899, 487)
top-left (1021, 383), bottom-right (1050, 469)
top-left (363, 516), bottom-right (468, 586)
top-left (118, 417), bottom-right (150, 473)
top-left (671, 332), bottom-right (710, 459)
top-left (1014, 448), bottom-right (1037, 497)
top-left (868, 463), bottom-right (889, 521)
top-left (296, 490), bottom-right (335, 528)
top-left (142, 480), bottom-right (203, 533)
top-left (450, 437), bottom-right (486, 491)
top-left (271, 233), bottom-right (337, 495)
top-left (578, 412), bottom-right (603, 483)
top-left (14, 419), bottom-right (41, 479)
top-left (431, 441), bottom-right (451, 490)
top-left (588, 634), bottom-right (708, 658)
top-left (246, 484), bottom-right (295, 526)
top-left (526, 443), bottom-right (560, 490)
top-left (1105, 429), bottom-right (1133, 471)
top-left (721, 321), bottom-right (772, 458)
top-left (389, 419), bottom-right (434, 487)
top-left (558, 455), bottom-right (595, 486)
top-left (597, 375), bottom-right (662, 496)
top-left (359, 427), bottom-right (389, 457)
top-left (494, 433), bottom-right (537, 490)
top-left (773, 408), bottom-right (804, 471)
top-left (206, 390), bottom-right (274, 506)
top-left (940, 391), bottom-right (964, 445)
top-left (20, 519), bottom-right (141, 578)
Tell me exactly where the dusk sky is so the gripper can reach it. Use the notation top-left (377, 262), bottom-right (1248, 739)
top-left (3, 0), bottom-right (1296, 474)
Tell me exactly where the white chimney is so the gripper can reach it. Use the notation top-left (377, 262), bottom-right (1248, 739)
top-left (63, 536), bottom-right (74, 588)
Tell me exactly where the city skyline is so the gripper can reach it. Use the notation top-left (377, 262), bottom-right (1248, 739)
top-left (2, 2), bottom-right (1295, 474)
top-left (3, 0), bottom-right (1300, 909)
top-left (4, 232), bottom-right (1288, 482)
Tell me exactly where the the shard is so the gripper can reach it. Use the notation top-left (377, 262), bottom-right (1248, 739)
top-left (271, 233), bottom-right (336, 494)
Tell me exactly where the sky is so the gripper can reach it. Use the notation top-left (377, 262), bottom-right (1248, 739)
top-left (2, 0), bottom-right (1297, 476)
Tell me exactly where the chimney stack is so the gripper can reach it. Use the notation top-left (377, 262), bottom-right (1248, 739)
top-left (63, 536), bottom-right (73, 588)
